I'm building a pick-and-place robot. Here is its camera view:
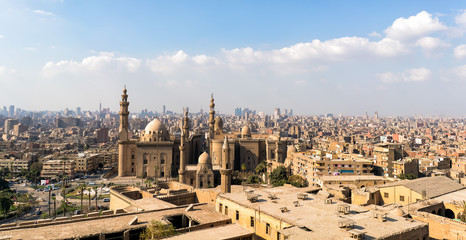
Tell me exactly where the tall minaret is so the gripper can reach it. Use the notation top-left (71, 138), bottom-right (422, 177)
top-left (209, 94), bottom-right (215, 138)
top-left (179, 111), bottom-right (189, 184)
top-left (220, 136), bottom-right (232, 193)
top-left (118, 87), bottom-right (129, 177)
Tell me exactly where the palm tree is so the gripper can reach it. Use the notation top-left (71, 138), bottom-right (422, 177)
top-left (52, 196), bottom-right (57, 218)
top-left (79, 184), bottom-right (86, 212)
top-left (94, 186), bottom-right (98, 212)
top-left (459, 201), bottom-right (466, 222)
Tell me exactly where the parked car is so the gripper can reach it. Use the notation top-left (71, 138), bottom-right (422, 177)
top-left (103, 198), bottom-right (110, 202)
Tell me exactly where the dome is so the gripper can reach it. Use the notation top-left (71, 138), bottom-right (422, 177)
top-left (241, 125), bottom-right (251, 136)
top-left (287, 145), bottom-right (297, 154)
top-left (145, 118), bottom-right (167, 134)
top-left (198, 152), bottom-right (211, 164)
top-left (214, 116), bottom-right (223, 128)
top-left (390, 208), bottom-right (406, 217)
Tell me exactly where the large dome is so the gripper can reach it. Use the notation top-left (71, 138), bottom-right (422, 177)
top-left (241, 125), bottom-right (251, 136)
top-left (214, 116), bottom-right (223, 128)
top-left (198, 152), bottom-right (211, 164)
top-left (145, 118), bottom-right (167, 134)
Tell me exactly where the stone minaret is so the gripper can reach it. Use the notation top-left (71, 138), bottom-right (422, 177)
top-left (209, 94), bottom-right (215, 138)
top-left (179, 111), bottom-right (189, 183)
top-left (118, 87), bottom-right (129, 177)
top-left (220, 136), bottom-right (232, 193)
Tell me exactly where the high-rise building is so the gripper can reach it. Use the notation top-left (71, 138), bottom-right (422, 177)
top-left (4, 119), bottom-right (19, 134)
top-left (274, 107), bottom-right (281, 119)
top-left (8, 105), bottom-right (14, 117)
top-left (234, 107), bottom-right (242, 117)
top-left (76, 107), bottom-right (81, 115)
top-left (163, 105), bottom-right (166, 116)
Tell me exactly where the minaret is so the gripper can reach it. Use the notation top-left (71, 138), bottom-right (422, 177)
top-left (179, 111), bottom-right (189, 184)
top-left (220, 136), bottom-right (232, 193)
top-left (209, 94), bottom-right (215, 138)
top-left (118, 87), bottom-right (129, 177)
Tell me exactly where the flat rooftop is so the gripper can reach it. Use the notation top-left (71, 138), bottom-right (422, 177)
top-left (220, 186), bottom-right (427, 239)
top-left (0, 204), bottom-right (228, 240)
top-left (165, 223), bottom-right (252, 240)
top-left (319, 175), bottom-right (388, 181)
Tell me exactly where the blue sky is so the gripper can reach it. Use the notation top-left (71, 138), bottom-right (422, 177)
top-left (1, 1), bottom-right (466, 116)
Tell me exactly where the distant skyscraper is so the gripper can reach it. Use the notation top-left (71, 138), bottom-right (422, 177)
top-left (76, 107), bottom-right (81, 115)
top-left (274, 108), bottom-right (281, 119)
top-left (289, 109), bottom-right (293, 117)
top-left (163, 105), bottom-right (166, 116)
top-left (99, 102), bottom-right (102, 112)
top-left (8, 105), bottom-right (14, 117)
top-left (374, 111), bottom-right (379, 120)
top-left (234, 107), bottom-right (242, 117)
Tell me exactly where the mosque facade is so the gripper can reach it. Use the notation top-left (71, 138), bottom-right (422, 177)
top-left (117, 88), bottom-right (288, 192)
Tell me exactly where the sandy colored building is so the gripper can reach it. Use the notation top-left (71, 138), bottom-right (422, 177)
top-left (216, 185), bottom-right (428, 240)
top-left (286, 149), bottom-right (374, 186)
top-left (378, 176), bottom-right (464, 205)
top-left (40, 159), bottom-right (76, 179)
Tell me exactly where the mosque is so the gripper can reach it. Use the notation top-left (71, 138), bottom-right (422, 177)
top-left (117, 88), bottom-right (288, 193)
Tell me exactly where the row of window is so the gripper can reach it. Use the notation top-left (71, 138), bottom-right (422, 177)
top-left (219, 203), bottom-right (272, 236)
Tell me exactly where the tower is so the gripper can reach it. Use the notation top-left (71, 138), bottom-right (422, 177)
top-left (209, 94), bottom-right (215, 138)
top-left (118, 87), bottom-right (130, 177)
top-left (179, 111), bottom-right (189, 183)
top-left (220, 136), bottom-right (232, 193)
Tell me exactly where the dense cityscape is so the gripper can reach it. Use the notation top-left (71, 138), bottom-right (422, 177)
top-left (3, 1), bottom-right (466, 240)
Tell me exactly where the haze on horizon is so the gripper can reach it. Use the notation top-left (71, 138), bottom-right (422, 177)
top-left (1, 1), bottom-right (466, 116)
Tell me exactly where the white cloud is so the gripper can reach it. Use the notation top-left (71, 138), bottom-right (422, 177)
top-left (42, 52), bottom-right (141, 77)
top-left (452, 65), bottom-right (466, 79)
top-left (378, 67), bottom-right (431, 83)
top-left (455, 10), bottom-right (466, 26)
top-left (402, 67), bottom-right (431, 81)
top-left (33, 9), bottom-right (55, 16)
top-left (454, 44), bottom-right (466, 59)
top-left (369, 31), bottom-right (382, 37)
top-left (0, 66), bottom-right (15, 75)
top-left (384, 11), bottom-right (447, 41)
top-left (0, 35), bottom-right (3, 39)
top-left (415, 37), bottom-right (449, 50)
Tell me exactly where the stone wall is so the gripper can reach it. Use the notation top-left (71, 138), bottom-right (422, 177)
top-left (413, 211), bottom-right (466, 239)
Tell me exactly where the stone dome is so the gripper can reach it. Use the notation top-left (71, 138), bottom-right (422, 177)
top-left (145, 118), bottom-right (167, 134)
top-left (241, 125), bottom-right (251, 136)
top-left (198, 152), bottom-right (211, 164)
top-left (390, 208), bottom-right (406, 217)
top-left (287, 145), bottom-right (297, 154)
top-left (214, 116), bottom-right (223, 128)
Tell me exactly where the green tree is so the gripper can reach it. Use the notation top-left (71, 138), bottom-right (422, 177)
top-left (0, 197), bottom-right (12, 219)
top-left (398, 173), bottom-right (418, 180)
top-left (270, 166), bottom-right (289, 187)
top-left (0, 179), bottom-right (10, 190)
top-left (246, 175), bottom-right (261, 184)
top-left (255, 161), bottom-right (266, 174)
top-left (140, 220), bottom-right (176, 240)
top-left (288, 175), bottom-right (307, 188)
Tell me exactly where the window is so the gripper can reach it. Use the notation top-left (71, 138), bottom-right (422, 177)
top-left (236, 210), bottom-right (239, 220)
top-left (131, 162), bottom-right (134, 166)
top-left (266, 223), bottom-right (270, 235)
top-left (250, 216), bottom-right (254, 227)
top-left (131, 154), bottom-right (134, 159)
top-left (399, 195), bottom-right (405, 201)
top-left (219, 203), bottom-right (223, 212)
top-left (131, 168), bottom-right (134, 173)
top-left (225, 206), bottom-right (228, 215)
top-left (143, 159), bottom-right (147, 164)
top-left (384, 192), bottom-right (389, 198)
top-left (161, 159), bottom-right (165, 164)
top-left (160, 171), bottom-right (164, 177)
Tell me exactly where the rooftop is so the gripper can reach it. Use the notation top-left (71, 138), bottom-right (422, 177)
top-left (379, 176), bottom-right (465, 199)
top-left (219, 185), bottom-right (427, 239)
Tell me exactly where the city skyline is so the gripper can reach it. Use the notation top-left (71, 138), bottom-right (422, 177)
top-left (1, 1), bottom-right (466, 116)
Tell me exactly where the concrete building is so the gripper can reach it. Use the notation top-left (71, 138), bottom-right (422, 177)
top-left (41, 159), bottom-right (76, 179)
top-left (216, 185), bottom-right (429, 239)
top-left (285, 149), bottom-right (374, 186)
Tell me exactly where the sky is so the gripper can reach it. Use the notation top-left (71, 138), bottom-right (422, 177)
top-left (1, 1), bottom-right (466, 116)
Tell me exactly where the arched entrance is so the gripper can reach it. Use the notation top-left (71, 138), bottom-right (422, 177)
top-left (445, 209), bottom-right (455, 219)
top-left (431, 210), bottom-right (436, 214)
